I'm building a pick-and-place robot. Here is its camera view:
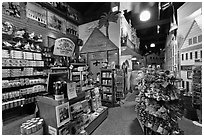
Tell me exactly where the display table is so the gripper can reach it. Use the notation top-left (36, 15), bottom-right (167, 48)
top-left (36, 95), bottom-right (108, 135)
top-left (85, 107), bottom-right (108, 134)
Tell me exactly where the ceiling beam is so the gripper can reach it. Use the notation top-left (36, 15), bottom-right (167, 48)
top-left (135, 19), bottom-right (170, 30)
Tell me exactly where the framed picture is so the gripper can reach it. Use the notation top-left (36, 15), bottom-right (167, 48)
top-left (56, 102), bottom-right (70, 128)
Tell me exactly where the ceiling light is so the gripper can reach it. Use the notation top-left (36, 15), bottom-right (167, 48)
top-left (140, 10), bottom-right (151, 21)
top-left (150, 43), bottom-right (155, 47)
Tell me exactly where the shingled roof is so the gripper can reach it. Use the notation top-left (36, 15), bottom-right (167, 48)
top-left (80, 28), bottom-right (118, 53)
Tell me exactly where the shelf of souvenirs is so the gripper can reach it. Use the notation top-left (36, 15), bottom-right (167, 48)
top-left (2, 91), bottom-right (46, 111)
top-left (136, 108), bottom-right (184, 135)
top-left (2, 71), bottom-right (47, 80)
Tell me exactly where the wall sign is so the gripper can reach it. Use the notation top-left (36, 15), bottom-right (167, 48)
top-left (67, 82), bottom-right (77, 100)
top-left (26, 3), bottom-right (47, 25)
top-left (53, 38), bottom-right (75, 57)
top-left (48, 11), bottom-right (66, 32)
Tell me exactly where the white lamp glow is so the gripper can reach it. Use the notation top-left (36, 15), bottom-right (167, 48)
top-left (140, 10), bottom-right (151, 21)
top-left (150, 43), bottom-right (155, 47)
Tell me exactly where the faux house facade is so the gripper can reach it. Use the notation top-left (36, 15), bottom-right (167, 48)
top-left (180, 16), bottom-right (202, 94)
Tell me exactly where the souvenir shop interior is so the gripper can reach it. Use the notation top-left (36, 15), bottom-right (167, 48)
top-left (2, 2), bottom-right (202, 135)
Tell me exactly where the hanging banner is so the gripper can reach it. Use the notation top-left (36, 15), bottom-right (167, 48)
top-left (53, 38), bottom-right (75, 57)
top-left (67, 82), bottom-right (77, 100)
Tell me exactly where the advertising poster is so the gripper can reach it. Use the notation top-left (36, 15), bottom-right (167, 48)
top-left (53, 38), bottom-right (75, 57)
top-left (67, 82), bottom-right (77, 100)
top-left (26, 3), bottom-right (47, 25)
top-left (48, 11), bottom-right (65, 32)
top-left (55, 102), bottom-right (70, 128)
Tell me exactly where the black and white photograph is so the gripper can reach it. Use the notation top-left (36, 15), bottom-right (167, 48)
top-left (2, 1), bottom-right (202, 135)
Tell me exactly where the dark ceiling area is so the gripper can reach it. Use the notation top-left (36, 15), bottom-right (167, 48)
top-left (67, 2), bottom-right (184, 55)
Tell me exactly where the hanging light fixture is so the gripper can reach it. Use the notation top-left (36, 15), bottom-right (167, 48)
top-left (140, 10), bottom-right (151, 21)
top-left (150, 43), bottom-right (155, 47)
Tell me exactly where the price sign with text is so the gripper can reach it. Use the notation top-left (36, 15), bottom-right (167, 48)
top-left (53, 38), bottom-right (75, 57)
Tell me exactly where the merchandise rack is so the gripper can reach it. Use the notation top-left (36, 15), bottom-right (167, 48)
top-left (135, 70), bottom-right (184, 135)
top-left (2, 30), bottom-right (47, 126)
top-left (100, 69), bottom-right (116, 107)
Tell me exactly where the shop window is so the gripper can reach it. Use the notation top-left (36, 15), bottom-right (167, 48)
top-left (186, 53), bottom-right (188, 60)
top-left (198, 35), bottom-right (202, 42)
top-left (190, 52), bottom-right (192, 59)
top-left (193, 36), bottom-right (197, 44)
top-left (195, 51), bottom-right (198, 59)
top-left (188, 38), bottom-right (192, 45)
top-left (182, 54), bottom-right (184, 60)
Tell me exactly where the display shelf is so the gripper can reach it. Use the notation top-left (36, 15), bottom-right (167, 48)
top-left (2, 66), bottom-right (44, 69)
top-left (84, 107), bottom-right (108, 134)
top-left (135, 70), bottom-right (184, 135)
top-left (2, 83), bottom-right (46, 90)
top-left (2, 46), bottom-right (42, 53)
top-left (50, 67), bottom-right (68, 70)
top-left (100, 69), bottom-right (115, 107)
top-left (2, 74), bottom-right (47, 80)
top-left (2, 96), bottom-right (38, 111)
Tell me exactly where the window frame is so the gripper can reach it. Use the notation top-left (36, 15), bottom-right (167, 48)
top-left (195, 51), bottom-right (198, 59)
top-left (193, 36), bottom-right (197, 44)
top-left (198, 35), bottom-right (202, 42)
top-left (186, 53), bottom-right (188, 60)
top-left (190, 52), bottom-right (192, 59)
top-left (188, 38), bottom-right (192, 45)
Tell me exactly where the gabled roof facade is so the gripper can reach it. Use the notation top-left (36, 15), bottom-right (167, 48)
top-left (80, 28), bottom-right (118, 53)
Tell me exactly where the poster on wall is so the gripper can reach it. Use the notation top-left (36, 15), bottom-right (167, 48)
top-left (48, 11), bottom-right (66, 32)
top-left (2, 2), bottom-right (21, 18)
top-left (26, 3), bottom-right (47, 25)
top-left (53, 38), bottom-right (75, 57)
top-left (67, 82), bottom-right (77, 100)
top-left (55, 102), bottom-right (70, 128)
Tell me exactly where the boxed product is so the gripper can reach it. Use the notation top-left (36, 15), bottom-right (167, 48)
top-left (23, 52), bottom-right (33, 60)
top-left (2, 69), bottom-right (10, 78)
top-left (10, 50), bottom-right (23, 59)
top-left (20, 118), bottom-right (44, 135)
top-left (33, 53), bottom-right (42, 60)
top-left (2, 49), bottom-right (10, 58)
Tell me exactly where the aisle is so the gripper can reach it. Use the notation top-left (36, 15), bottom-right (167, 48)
top-left (92, 91), bottom-right (143, 135)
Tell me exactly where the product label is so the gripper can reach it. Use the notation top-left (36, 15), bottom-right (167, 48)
top-left (48, 126), bottom-right (57, 135)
